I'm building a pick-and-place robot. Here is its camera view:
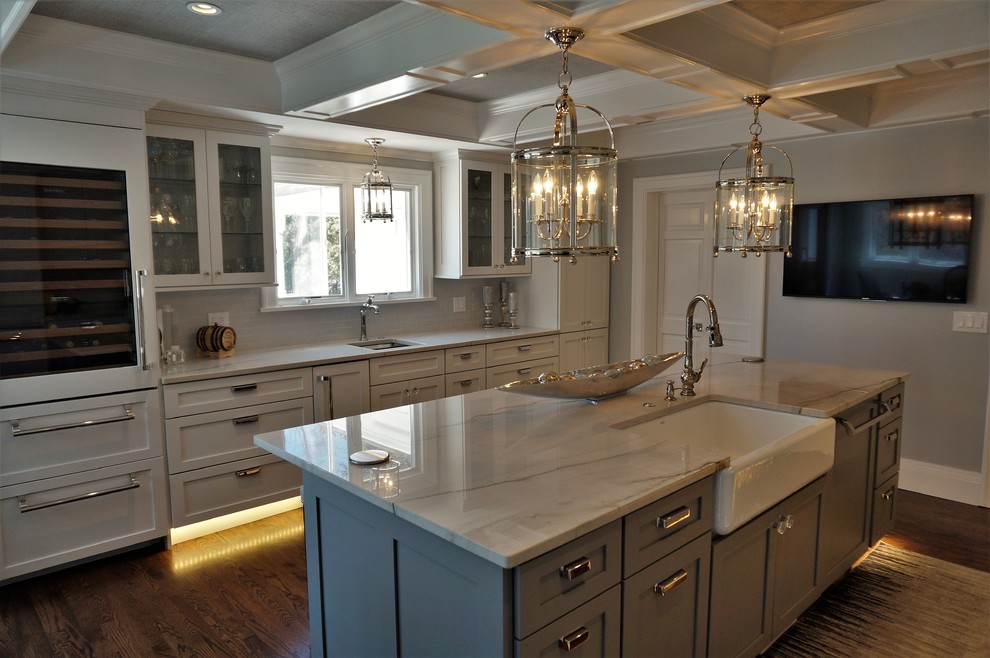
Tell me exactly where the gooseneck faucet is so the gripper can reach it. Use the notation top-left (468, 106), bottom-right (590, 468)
top-left (680, 294), bottom-right (724, 396)
top-left (359, 295), bottom-right (380, 341)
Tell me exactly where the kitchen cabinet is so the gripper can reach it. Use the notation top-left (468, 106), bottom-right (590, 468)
top-left (0, 389), bottom-right (167, 582)
top-left (146, 124), bottom-right (274, 289)
top-left (708, 477), bottom-right (825, 658)
top-left (302, 467), bottom-right (714, 657)
top-left (314, 361), bottom-right (371, 422)
top-left (369, 349), bottom-right (446, 411)
top-left (162, 368), bottom-right (312, 527)
top-left (485, 334), bottom-right (559, 388)
top-left (517, 255), bottom-right (610, 370)
top-left (818, 382), bottom-right (904, 587)
top-left (435, 152), bottom-right (530, 278)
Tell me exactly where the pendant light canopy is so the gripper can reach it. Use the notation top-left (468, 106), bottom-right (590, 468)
top-left (510, 27), bottom-right (618, 263)
top-left (361, 137), bottom-right (393, 222)
top-left (714, 95), bottom-right (794, 258)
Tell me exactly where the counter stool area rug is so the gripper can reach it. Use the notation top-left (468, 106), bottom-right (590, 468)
top-left (763, 541), bottom-right (990, 658)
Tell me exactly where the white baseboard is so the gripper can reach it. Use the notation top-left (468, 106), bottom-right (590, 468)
top-left (898, 458), bottom-right (985, 506)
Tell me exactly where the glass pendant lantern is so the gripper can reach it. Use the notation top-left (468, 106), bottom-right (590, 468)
top-left (361, 137), bottom-right (393, 222)
top-left (510, 27), bottom-right (618, 263)
top-left (714, 95), bottom-right (794, 257)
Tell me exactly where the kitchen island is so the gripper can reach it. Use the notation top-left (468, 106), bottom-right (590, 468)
top-left (255, 356), bottom-right (907, 657)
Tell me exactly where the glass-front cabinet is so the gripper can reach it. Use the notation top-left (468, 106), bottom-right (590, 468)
top-left (146, 125), bottom-right (274, 289)
top-left (435, 154), bottom-right (530, 278)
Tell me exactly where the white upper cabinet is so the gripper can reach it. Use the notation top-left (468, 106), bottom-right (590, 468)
top-left (435, 153), bottom-right (531, 278)
top-left (146, 124), bottom-right (274, 289)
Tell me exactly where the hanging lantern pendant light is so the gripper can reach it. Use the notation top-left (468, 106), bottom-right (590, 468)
top-left (714, 94), bottom-right (794, 258)
top-left (361, 137), bottom-right (393, 222)
top-left (510, 27), bottom-right (619, 263)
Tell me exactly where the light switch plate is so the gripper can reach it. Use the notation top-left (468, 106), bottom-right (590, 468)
top-left (952, 311), bottom-right (988, 333)
top-left (453, 297), bottom-right (466, 313)
top-left (208, 312), bottom-right (229, 326)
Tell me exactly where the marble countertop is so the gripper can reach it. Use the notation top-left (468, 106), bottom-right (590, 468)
top-left (160, 326), bottom-right (557, 384)
top-left (254, 355), bottom-right (907, 568)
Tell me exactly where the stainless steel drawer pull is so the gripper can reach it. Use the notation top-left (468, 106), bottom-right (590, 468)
top-left (559, 557), bottom-right (592, 580)
top-left (882, 488), bottom-right (895, 501)
top-left (558, 627), bottom-right (590, 652)
top-left (232, 415), bottom-right (259, 425)
top-left (836, 401), bottom-right (893, 435)
top-left (517, 368), bottom-right (532, 375)
top-left (517, 345), bottom-right (532, 352)
top-left (18, 476), bottom-right (140, 513)
top-left (236, 467), bottom-right (262, 477)
top-left (658, 506), bottom-right (692, 530)
top-left (231, 383), bottom-right (258, 393)
top-left (459, 379), bottom-right (474, 386)
top-left (459, 353), bottom-right (473, 360)
top-left (11, 407), bottom-right (136, 436)
top-left (654, 569), bottom-right (688, 596)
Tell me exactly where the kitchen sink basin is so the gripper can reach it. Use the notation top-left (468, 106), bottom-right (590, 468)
top-left (348, 338), bottom-right (420, 351)
top-left (622, 401), bottom-right (835, 534)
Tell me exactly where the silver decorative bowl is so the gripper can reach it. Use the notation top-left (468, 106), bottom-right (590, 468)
top-left (497, 351), bottom-right (684, 402)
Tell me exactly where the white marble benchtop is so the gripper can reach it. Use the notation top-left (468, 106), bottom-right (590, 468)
top-left (254, 355), bottom-right (907, 568)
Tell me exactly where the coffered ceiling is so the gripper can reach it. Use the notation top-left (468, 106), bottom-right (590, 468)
top-left (2, 0), bottom-right (987, 157)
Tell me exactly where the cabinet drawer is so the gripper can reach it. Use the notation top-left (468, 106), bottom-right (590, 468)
top-left (169, 453), bottom-right (301, 528)
top-left (514, 586), bottom-right (621, 657)
top-left (881, 383), bottom-right (905, 419)
top-left (875, 416), bottom-right (902, 484)
top-left (487, 335), bottom-right (559, 367)
top-left (1, 457), bottom-right (167, 582)
top-left (871, 473), bottom-right (899, 545)
top-left (369, 350), bottom-right (444, 385)
top-left (621, 533), bottom-right (711, 658)
top-left (514, 520), bottom-right (621, 639)
top-left (487, 357), bottom-right (559, 389)
top-left (165, 398), bottom-right (313, 474)
top-left (445, 369), bottom-right (486, 396)
top-left (446, 346), bottom-right (486, 373)
top-left (623, 476), bottom-right (713, 577)
top-left (164, 368), bottom-right (312, 417)
top-left (0, 390), bottom-right (162, 487)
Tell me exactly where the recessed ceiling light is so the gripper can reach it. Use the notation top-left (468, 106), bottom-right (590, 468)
top-left (471, 72), bottom-right (488, 79)
top-left (187, 2), bottom-right (222, 16)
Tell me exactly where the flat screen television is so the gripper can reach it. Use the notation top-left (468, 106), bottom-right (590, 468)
top-left (782, 194), bottom-right (975, 303)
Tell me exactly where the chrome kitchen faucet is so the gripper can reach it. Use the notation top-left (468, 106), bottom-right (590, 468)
top-left (680, 294), bottom-right (724, 396)
top-left (359, 295), bottom-right (380, 341)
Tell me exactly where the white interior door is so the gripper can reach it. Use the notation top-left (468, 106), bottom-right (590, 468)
top-left (654, 185), bottom-right (767, 359)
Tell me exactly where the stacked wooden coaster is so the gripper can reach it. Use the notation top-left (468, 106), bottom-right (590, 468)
top-left (196, 324), bottom-right (236, 358)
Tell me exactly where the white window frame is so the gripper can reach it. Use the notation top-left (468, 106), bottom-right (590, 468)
top-left (263, 155), bottom-right (433, 310)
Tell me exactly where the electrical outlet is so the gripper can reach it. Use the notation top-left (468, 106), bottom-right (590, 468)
top-left (208, 312), bottom-right (229, 326)
top-left (453, 297), bottom-right (466, 313)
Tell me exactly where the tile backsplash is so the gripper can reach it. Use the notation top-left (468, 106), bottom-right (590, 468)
top-left (155, 278), bottom-right (524, 358)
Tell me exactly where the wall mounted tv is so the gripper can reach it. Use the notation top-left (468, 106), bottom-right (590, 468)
top-left (782, 194), bottom-right (975, 303)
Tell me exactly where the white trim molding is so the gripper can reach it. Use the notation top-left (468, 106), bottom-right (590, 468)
top-left (899, 458), bottom-right (985, 506)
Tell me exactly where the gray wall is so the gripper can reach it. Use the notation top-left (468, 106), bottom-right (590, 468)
top-left (610, 118), bottom-right (989, 474)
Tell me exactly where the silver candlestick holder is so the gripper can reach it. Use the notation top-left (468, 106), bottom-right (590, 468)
top-left (483, 302), bottom-right (497, 329)
top-left (508, 308), bottom-right (519, 330)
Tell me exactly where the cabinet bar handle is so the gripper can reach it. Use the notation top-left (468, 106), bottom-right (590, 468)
top-left (658, 506), bottom-right (691, 530)
top-left (231, 383), bottom-right (258, 393)
top-left (459, 353), bottom-right (472, 360)
top-left (654, 569), bottom-right (688, 596)
top-left (11, 407), bottom-right (135, 436)
top-left (459, 379), bottom-right (474, 387)
top-left (559, 557), bottom-right (592, 580)
top-left (836, 401), bottom-right (893, 435)
top-left (882, 488), bottom-right (895, 501)
top-left (232, 415), bottom-right (259, 425)
top-left (133, 269), bottom-right (152, 370)
top-left (318, 375), bottom-right (334, 419)
top-left (236, 467), bottom-right (262, 477)
top-left (18, 476), bottom-right (139, 513)
top-left (517, 345), bottom-right (532, 352)
top-left (517, 368), bottom-right (532, 375)
top-left (557, 627), bottom-right (590, 652)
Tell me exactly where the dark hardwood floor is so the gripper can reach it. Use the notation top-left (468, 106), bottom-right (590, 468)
top-left (1, 490), bottom-right (986, 657)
